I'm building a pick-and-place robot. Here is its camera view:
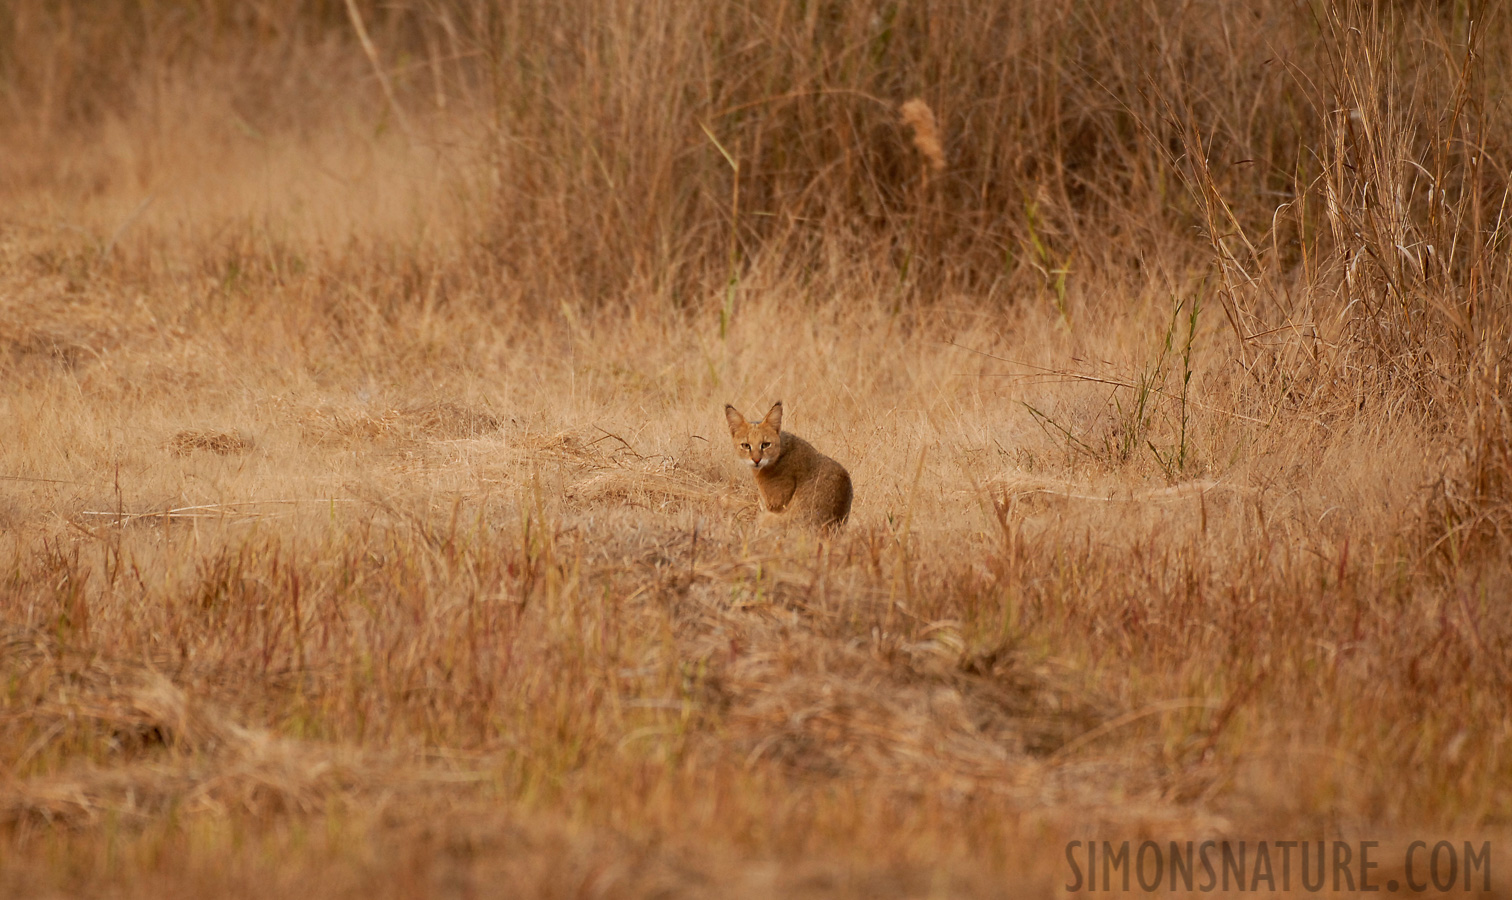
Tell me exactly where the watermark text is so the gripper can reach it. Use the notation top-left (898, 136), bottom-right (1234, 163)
top-left (1065, 840), bottom-right (1491, 892)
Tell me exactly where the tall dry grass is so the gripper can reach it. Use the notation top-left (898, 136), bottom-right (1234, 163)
top-left (2, 0), bottom-right (1510, 896)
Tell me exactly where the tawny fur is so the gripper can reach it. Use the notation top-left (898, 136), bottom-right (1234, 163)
top-left (724, 401), bottom-right (853, 529)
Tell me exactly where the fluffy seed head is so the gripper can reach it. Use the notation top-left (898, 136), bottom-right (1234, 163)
top-left (900, 98), bottom-right (945, 173)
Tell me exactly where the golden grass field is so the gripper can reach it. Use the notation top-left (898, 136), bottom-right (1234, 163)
top-left (2, 0), bottom-right (1510, 896)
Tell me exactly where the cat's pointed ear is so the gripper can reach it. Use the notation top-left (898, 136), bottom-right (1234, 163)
top-left (762, 401), bottom-right (783, 430)
top-left (724, 404), bottom-right (746, 434)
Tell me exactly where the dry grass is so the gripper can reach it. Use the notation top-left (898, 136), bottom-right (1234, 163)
top-left (2, 0), bottom-right (1510, 896)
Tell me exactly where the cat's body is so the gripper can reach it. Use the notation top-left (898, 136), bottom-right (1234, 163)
top-left (724, 401), bottom-right (852, 529)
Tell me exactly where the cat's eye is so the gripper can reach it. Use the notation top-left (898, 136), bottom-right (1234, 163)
top-left (740, 443), bottom-right (750, 450)
top-left (759, 442), bottom-right (770, 450)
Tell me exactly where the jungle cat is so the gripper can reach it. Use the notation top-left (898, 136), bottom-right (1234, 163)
top-left (723, 401), bottom-right (852, 529)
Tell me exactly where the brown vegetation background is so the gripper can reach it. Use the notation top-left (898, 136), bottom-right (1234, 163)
top-left (2, 0), bottom-right (1510, 896)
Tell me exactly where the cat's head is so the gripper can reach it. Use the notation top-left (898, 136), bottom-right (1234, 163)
top-left (724, 401), bottom-right (783, 469)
